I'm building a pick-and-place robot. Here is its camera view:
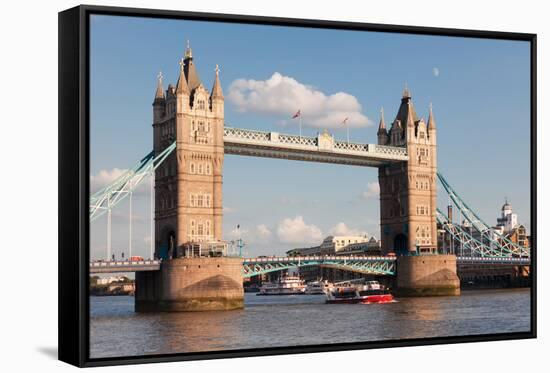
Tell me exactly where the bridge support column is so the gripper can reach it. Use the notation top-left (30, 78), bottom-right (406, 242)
top-left (135, 257), bottom-right (244, 312)
top-left (396, 255), bottom-right (460, 296)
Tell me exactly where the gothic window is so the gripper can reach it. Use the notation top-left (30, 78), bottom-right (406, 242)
top-left (206, 194), bottom-right (211, 207)
top-left (190, 162), bottom-right (195, 174)
top-left (207, 122), bottom-right (211, 132)
top-left (190, 194), bottom-right (196, 207)
top-left (198, 100), bottom-right (206, 110)
top-left (205, 163), bottom-right (211, 175)
top-left (198, 121), bottom-right (205, 132)
top-left (416, 181), bottom-right (419, 189)
top-left (206, 220), bottom-right (211, 236)
top-left (198, 222), bottom-right (204, 236)
top-left (198, 163), bottom-right (203, 174)
top-left (190, 219), bottom-right (195, 236)
top-left (197, 194), bottom-right (204, 207)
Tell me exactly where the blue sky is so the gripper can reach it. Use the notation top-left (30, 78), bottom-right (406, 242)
top-left (89, 15), bottom-right (531, 259)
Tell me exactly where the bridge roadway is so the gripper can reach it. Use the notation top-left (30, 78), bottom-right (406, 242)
top-left (89, 255), bottom-right (530, 274)
top-left (223, 127), bottom-right (408, 167)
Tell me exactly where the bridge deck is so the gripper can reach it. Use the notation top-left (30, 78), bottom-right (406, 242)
top-left (90, 260), bottom-right (161, 274)
top-left (223, 127), bottom-right (408, 167)
top-left (89, 255), bottom-right (529, 274)
top-left (456, 256), bottom-right (530, 265)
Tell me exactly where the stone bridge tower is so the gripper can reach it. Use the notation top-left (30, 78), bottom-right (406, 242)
top-left (378, 87), bottom-right (459, 296)
top-left (152, 43), bottom-right (225, 259)
top-left (138, 43), bottom-right (243, 312)
top-left (377, 87), bottom-right (438, 255)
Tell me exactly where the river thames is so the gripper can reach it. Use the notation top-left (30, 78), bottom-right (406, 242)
top-left (90, 289), bottom-right (530, 358)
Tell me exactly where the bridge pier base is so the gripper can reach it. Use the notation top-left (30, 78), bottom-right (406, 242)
top-left (135, 257), bottom-right (244, 312)
top-left (395, 255), bottom-right (460, 297)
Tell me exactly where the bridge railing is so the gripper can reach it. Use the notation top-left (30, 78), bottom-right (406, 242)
top-left (244, 255), bottom-right (397, 263)
top-left (90, 260), bottom-right (161, 267)
top-left (223, 127), bottom-right (408, 161)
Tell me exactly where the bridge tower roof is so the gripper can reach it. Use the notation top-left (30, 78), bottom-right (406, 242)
top-left (394, 84), bottom-right (419, 129)
top-left (428, 102), bottom-right (436, 130)
top-left (377, 107), bottom-right (387, 134)
top-left (176, 57), bottom-right (189, 95)
top-left (211, 64), bottom-right (223, 99)
top-left (153, 71), bottom-right (165, 102)
top-left (183, 40), bottom-right (202, 92)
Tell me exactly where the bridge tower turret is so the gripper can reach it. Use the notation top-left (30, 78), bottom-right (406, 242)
top-left (152, 72), bottom-right (165, 123)
top-left (377, 107), bottom-right (389, 145)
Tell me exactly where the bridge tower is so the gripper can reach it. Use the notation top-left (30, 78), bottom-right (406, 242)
top-left (137, 43), bottom-right (243, 312)
top-left (378, 87), bottom-right (438, 255)
top-left (378, 87), bottom-right (459, 296)
top-left (152, 43), bottom-right (225, 259)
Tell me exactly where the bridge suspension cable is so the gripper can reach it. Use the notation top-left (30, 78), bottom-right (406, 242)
top-left (436, 172), bottom-right (530, 258)
top-left (89, 142), bottom-right (176, 222)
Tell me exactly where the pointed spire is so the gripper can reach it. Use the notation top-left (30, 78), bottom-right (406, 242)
top-left (184, 39), bottom-right (192, 59)
top-left (427, 102), bottom-right (436, 129)
top-left (183, 40), bottom-right (202, 92)
top-left (402, 82), bottom-right (411, 99)
top-left (211, 64), bottom-right (223, 99)
top-left (377, 107), bottom-right (386, 134)
top-left (154, 71), bottom-right (165, 102)
top-left (406, 104), bottom-right (415, 127)
top-left (176, 58), bottom-right (189, 94)
top-left (394, 84), bottom-right (418, 133)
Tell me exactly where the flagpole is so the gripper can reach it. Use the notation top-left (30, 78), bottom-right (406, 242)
top-left (299, 114), bottom-right (302, 138)
top-left (347, 122), bottom-right (349, 144)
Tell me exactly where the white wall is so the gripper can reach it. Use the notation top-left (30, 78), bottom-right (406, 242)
top-left (0, 0), bottom-right (547, 372)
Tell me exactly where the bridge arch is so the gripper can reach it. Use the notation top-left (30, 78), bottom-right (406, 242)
top-left (158, 225), bottom-right (176, 260)
top-left (394, 233), bottom-right (408, 255)
top-left (242, 257), bottom-right (396, 278)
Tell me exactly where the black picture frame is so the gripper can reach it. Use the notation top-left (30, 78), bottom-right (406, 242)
top-left (58, 4), bottom-right (537, 368)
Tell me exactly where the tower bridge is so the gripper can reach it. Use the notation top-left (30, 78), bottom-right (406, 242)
top-left (90, 43), bottom-right (530, 311)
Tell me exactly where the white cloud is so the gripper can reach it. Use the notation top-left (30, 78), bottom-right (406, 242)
top-left (330, 222), bottom-right (368, 237)
top-left (228, 224), bottom-right (272, 242)
top-left (228, 226), bottom-right (248, 239)
top-left (227, 72), bottom-right (372, 129)
top-left (256, 224), bottom-right (273, 240)
top-left (90, 168), bottom-right (126, 193)
top-left (90, 168), bottom-right (151, 195)
top-left (362, 182), bottom-right (380, 199)
top-left (277, 216), bottom-right (323, 244)
top-left (433, 67), bottom-right (440, 77)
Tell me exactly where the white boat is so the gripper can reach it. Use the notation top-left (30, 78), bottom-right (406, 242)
top-left (304, 280), bottom-right (333, 294)
top-left (325, 281), bottom-right (393, 304)
top-left (257, 276), bottom-right (306, 295)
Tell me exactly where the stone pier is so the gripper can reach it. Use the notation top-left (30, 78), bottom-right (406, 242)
top-left (396, 255), bottom-right (460, 296)
top-left (135, 257), bottom-right (244, 312)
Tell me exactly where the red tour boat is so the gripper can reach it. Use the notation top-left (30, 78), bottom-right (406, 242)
top-left (325, 281), bottom-right (394, 304)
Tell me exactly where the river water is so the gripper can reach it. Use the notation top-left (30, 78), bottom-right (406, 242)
top-left (90, 289), bottom-right (530, 358)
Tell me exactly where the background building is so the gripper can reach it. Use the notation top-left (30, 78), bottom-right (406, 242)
top-left (286, 235), bottom-right (380, 256)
